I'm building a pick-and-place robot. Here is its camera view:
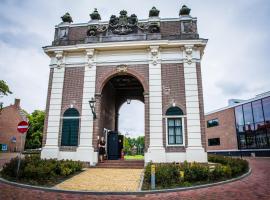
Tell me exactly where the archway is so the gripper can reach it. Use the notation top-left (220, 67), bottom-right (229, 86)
top-left (98, 74), bottom-right (145, 160)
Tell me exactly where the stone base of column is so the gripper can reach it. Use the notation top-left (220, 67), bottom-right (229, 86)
top-left (76, 146), bottom-right (98, 166)
top-left (186, 147), bottom-right (208, 163)
top-left (41, 146), bottom-right (59, 159)
top-left (145, 147), bottom-right (166, 163)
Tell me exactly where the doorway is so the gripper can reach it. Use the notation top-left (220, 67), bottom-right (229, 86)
top-left (99, 74), bottom-right (145, 161)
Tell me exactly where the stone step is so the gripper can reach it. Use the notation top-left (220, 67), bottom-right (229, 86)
top-left (95, 159), bottom-right (144, 169)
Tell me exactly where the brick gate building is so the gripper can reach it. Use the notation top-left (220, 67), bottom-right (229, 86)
top-left (41, 5), bottom-right (208, 165)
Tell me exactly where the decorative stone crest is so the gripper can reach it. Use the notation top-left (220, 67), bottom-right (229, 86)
top-left (184, 45), bottom-right (193, 65)
top-left (55, 51), bottom-right (64, 69)
top-left (109, 10), bottom-right (138, 35)
top-left (85, 49), bottom-right (95, 68)
top-left (149, 46), bottom-right (159, 65)
top-left (116, 65), bottom-right (128, 73)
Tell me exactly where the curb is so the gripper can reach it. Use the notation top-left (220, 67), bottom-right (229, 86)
top-left (0, 168), bottom-right (251, 196)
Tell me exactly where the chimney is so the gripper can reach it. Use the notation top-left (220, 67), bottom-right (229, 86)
top-left (14, 99), bottom-right (20, 108)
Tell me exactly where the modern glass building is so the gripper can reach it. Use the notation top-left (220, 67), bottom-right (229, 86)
top-left (205, 91), bottom-right (270, 157)
top-left (235, 96), bottom-right (270, 150)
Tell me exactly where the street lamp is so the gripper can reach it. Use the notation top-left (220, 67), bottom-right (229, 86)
top-left (0, 102), bottom-right (3, 114)
top-left (127, 98), bottom-right (131, 104)
top-left (88, 97), bottom-right (96, 119)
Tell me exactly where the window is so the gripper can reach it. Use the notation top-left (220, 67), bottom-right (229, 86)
top-left (252, 100), bottom-right (264, 123)
top-left (208, 138), bottom-right (220, 146)
top-left (207, 119), bottom-right (219, 128)
top-left (165, 107), bottom-right (184, 146)
top-left (168, 118), bottom-right (183, 145)
top-left (61, 108), bottom-right (80, 146)
top-left (262, 97), bottom-right (270, 123)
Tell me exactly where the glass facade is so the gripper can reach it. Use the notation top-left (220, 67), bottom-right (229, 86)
top-left (235, 97), bottom-right (270, 149)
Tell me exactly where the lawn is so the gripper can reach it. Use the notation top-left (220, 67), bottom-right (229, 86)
top-left (124, 155), bottom-right (144, 160)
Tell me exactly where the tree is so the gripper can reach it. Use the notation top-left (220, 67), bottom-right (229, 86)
top-left (25, 110), bottom-right (45, 149)
top-left (0, 80), bottom-right (12, 96)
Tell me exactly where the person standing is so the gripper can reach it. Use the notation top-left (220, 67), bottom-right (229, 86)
top-left (98, 136), bottom-right (106, 162)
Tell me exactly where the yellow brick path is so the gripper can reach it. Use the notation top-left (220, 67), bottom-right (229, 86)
top-left (55, 168), bottom-right (144, 192)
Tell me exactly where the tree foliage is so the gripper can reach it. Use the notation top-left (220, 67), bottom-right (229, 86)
top-left (123, 136), bottom-right (144, 155)
top-left (25, 110), bottom-right (45, 149)
top-left (0, 80), bottom-right (12, 96)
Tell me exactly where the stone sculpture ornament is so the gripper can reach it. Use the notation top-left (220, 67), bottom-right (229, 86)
top-left (61, 13), bottom-right (73, 23)
top-left (90, 8), bottom-right (101, 20)
top-left (179, 5), bottom-right (191, 16)
top-left (109, 10), bottom-right (138, 35)
top-left (149, 7), bottom-right (160, 17)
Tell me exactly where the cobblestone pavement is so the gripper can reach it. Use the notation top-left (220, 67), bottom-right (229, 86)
top-left (55, 168), bottom-right (144, 192)
top-left (0, 158), bottom-right (270, 200)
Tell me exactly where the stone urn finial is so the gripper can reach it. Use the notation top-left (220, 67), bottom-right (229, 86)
top-left (149, 6), bottom-right (160, 17)
top-left (179, 5), bottom-right (191, 16)
top-left (61, 12), bottom-right (73, 23)
top-left (90, 8), bottom-right (101, 20)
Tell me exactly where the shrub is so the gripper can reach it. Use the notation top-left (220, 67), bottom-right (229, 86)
top-left (1, 155), bottom-right (83, 185)
top-left (182, 162), bottom-right (209, 182)
top-left (143, 155), bottom-right (249, 190)
top-left (208, 155), bottom-right (249, 177)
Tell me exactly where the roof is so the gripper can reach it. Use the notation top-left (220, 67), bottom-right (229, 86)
top-left (206, 91), bottom-right (270, 115)
top-left (51, 11), bottom-right (200, 46)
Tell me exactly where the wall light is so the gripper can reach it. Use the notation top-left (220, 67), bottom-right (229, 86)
top-left (88, 97), bottom-right (97, 119)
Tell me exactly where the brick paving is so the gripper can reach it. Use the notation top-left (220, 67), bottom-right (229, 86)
top-left (55, 168), bottom-right (143, 192)
top-left (0, 158), bottom-right (270, 200)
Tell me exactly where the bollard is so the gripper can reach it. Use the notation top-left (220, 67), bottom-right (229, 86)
top-left (151, 164), bottom-right (155, 190)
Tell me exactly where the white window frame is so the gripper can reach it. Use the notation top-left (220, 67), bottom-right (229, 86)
top-left (163, 115), bottom-right (186, 147)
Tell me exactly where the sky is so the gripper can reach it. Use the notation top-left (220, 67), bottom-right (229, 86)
top-left (0, 0), bottom-right (270, 137)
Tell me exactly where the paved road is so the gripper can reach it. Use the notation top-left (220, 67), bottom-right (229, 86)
top-left (0, 158), bottom-right (269, 200)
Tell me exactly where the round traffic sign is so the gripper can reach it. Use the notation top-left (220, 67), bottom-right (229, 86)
top-left (17, 121), bottom-right (29, 134)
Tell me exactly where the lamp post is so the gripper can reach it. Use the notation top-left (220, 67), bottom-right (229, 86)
top-left (88, 97), bottom-right (96, 119)
top-left (0, 102), bottom-right (3, 114)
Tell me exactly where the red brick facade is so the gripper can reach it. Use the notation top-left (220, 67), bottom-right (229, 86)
top-left (42, 68), bottom-right (54, 147)
top-left (0, 99), bottom-right (27, 152)
top-left (161, 63), bottom-right (187, 152)
top-left (196, 62), bottom-right (207, 150)
top-left (205, 108), bottom-right (238, 151)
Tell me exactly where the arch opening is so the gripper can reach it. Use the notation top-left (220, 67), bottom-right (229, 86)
top-left (98, 74), bottom-right (145, 160)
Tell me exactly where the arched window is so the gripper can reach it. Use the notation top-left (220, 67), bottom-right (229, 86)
top-left (165, 106), bottom-right (185, 146)
top-left (61, 108), bottom-right (80, 146)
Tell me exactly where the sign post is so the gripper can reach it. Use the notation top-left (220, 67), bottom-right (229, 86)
top-left (16, 121), bottom-right (29, 178)
top-left (151, 164), bottom-right (156, 190)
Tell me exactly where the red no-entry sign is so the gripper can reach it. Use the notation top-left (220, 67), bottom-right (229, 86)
top-left (17, 121), bottom-right (29, 134)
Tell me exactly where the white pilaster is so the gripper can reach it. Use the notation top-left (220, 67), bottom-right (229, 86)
top-left (145, 45), bottom-right (166, 163)
top-left (183, 45), bottom-right (207, 162)
top-left (76, 48), bottom-right (98, 165)
top-left (41, 51), bottom-right (65, 159)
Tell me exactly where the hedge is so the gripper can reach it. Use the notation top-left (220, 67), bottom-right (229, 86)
top-left (1, 154), bottom-right (83, 185)
top-left (143, 155), bottom-right (249, 190)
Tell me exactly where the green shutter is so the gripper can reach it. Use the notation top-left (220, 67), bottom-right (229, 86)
top-left (61, 108), bottom-right (79, 146)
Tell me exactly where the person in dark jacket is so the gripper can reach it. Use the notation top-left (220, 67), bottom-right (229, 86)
top-left (98, 136), bottom-right (106, 162)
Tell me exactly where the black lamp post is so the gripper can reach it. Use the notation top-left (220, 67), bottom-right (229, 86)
top-left (0, 102), bottom-right (3, 114)
top-left (88, 97), bottom-right (96, 119)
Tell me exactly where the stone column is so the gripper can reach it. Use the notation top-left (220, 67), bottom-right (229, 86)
top-left (183, 45), bottom-right (207, 162)
top-left (145, 45), bottom-right (166, 163)
top-left (41, 51), bottom-right (65, 159)
top-left (76, 49), bottom-right (98, 165)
